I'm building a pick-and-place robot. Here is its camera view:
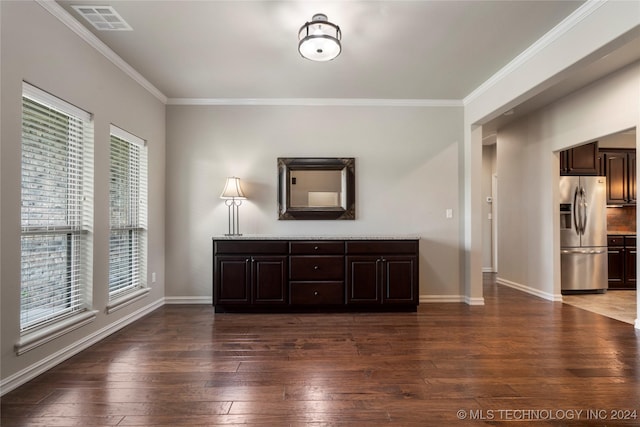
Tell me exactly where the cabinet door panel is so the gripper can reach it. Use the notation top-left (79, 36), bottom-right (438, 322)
top-left (383, 256), bottom-right (418, 304)
top-left (560, 150), bottom-right (569, 174)
top-left (607, 248), bottom-right (625, 289)
top-left (628, 151), bottom-right (636, 203)
top-left (346, 256), bottom-right (380, 304)
top-left (253, 256), bottom-right (288, 304)
top-left (215, 256), bottom-right (250, 304)
top-left (567, 142), bottom-right (599, 175)
top-left (604, 152), bottom-right (627, 204)
top-left (625, 247), bottom-right (636, 288)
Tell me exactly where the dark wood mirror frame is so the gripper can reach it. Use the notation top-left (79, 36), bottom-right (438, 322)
top-left (278, 157), bottom-right (355, 220)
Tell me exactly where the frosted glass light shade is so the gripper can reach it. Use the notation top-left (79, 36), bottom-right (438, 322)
top-left (298, 14), bottom-right (341, 62)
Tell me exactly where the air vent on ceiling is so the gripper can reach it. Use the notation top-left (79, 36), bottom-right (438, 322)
top-left (71, 5), bottom-right (132, 31)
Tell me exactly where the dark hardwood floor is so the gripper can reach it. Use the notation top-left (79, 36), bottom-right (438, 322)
top-left (2, 274), bottom-right (639, 426)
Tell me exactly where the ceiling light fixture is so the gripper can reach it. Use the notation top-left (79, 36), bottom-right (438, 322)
top-left (298, 14), bottom-right (342, 62)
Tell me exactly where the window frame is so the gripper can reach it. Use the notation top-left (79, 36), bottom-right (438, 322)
top-left (19, 82), bottom-right (95, 340)
top-left (107, 125), bottom-right (148, 306)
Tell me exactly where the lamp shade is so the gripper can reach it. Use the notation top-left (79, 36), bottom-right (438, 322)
top-left (220, 177), bottom-right (246, 199)
top-left (298, 14), bottom-right (341, 62)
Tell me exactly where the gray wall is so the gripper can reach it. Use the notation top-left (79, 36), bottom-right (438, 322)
top-left (165, 105), bottom-right (464, 300)
top-left (1, 1), bottom-right (166, 383)
top-left (496, 62), bottom-right (640, 299)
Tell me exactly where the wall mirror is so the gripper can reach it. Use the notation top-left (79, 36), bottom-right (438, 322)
top-left (278, 157), bottom-right (355, 220)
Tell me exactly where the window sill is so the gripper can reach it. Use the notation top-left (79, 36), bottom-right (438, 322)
top-left (15, 310), bottom-right (99, 356)
top-left (106, 287), bottom-right (150, 314)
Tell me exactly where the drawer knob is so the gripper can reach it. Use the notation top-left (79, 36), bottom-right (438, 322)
top-left (314, 291), bottom-right (319, 296)
top-left (314, 246), bottom-right (319, 250)
top-left (314, 265), bottom-right (319, 270)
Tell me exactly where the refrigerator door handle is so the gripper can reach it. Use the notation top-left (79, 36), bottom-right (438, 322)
top-left (580, 186), bottom-right (588, 234)
top-left (561, 249), bottom-right (607, 255)
top-left (572, 186), bottom-right (580, 235)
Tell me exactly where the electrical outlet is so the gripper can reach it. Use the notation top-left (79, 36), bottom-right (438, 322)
top-left (152, 272), bottom-right (156, 283)
top-left (446, 209), bottom-right (453, 219)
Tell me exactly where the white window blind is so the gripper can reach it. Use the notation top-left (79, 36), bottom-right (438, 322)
top-left (21, 83), bottom-right (93, 332)
top-left (109, 125), bottom-right (147, 299)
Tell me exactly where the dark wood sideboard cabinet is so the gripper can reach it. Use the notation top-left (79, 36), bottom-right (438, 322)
top-left (213, 238), bottom-right (419, 312)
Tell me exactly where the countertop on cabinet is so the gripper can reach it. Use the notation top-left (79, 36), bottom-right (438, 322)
top-left (607, 231), bottom-right (636, 236)
top-left (212, 235), bottom-right (421, 241)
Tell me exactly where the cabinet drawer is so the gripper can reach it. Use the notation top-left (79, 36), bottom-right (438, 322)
top-left (289, 241), bottom-right (344, 255)
top-left (607, 236), bottom-right (625, 246)
top-left (290, 281), bottom-right (344, 305)
top-left (290, 256), bottom-right (344, 280)
top-left (214, 240), bottom-right (288, 254)
top-left (625, 236), bottom-right (636, 247)
top-left (346, 240), bottom-right (418, 255)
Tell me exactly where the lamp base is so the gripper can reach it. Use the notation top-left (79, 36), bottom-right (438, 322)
top-left (224, 199), bottom-right (243, 236)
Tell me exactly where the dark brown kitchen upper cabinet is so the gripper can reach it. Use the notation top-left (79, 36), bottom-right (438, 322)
top-left (628, 151), bottom-right (636, 202)
top-left (560, 142), bottom-right (599, 176)
top-left (596, 151), bottom-right (605, 176)
top-left (601, 149), bottom-right (636, 205)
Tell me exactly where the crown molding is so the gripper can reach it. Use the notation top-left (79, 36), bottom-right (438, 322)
top-left (36, 0), bottom-right (167, 104)
top-left (167, 98), bottom-right (464, 107)
top-left (463, 0), bottom-right (607, 106)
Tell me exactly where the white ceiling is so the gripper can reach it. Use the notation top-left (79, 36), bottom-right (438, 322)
top-left (53, 0), bottom-right (640, 141)
top-left (56, 0), bottom-right (588, 101)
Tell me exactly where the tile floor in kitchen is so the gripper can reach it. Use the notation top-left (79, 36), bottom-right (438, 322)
top-left (562, 289), bottom-right (637, 325)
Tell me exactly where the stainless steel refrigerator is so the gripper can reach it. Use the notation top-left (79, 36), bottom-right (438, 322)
top-left (560, 176), bottom-right (608, 293)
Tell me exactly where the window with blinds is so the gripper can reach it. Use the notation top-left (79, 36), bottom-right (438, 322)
top-left (109, 126), bottom-right (147, 299)
top-left (21, 83), bottom-right (93, 332)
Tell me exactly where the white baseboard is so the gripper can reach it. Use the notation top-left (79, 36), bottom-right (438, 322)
top-left (420, 295), bottom-right (465, 303)
top-left (420, 295), bottom-right (484, 305)
top-left (635, 318), bottom-right (640, 330)
top-left (482, 267), bottom-right (495, 273)
top-left (164, 296), bottom-right (212, 304)
top-left (0, 298), bottom-right (164, 396)
top-left (464, 296), bottom-right (485, 305)
top-left (496, 277), bottom-right (562, 302)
